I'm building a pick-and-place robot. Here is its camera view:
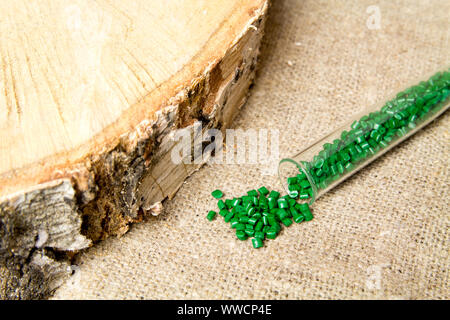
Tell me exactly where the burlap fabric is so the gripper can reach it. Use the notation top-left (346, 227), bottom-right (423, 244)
top-left (53, 0), bottom-right (449, 299)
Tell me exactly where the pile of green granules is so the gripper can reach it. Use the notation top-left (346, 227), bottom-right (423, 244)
top-left (207, 69), bottom-right (450, 249)
top-left (207, 187), bottom-right (313, 249)
top-left (287, 69), bottom-right (450, 195)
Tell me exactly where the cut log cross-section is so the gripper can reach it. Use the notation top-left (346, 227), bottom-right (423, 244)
top-left (0, 0), bottom-right (269, 299)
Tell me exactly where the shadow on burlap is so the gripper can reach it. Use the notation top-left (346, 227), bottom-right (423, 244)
top-left (54, 0), bottom-right (449, 299)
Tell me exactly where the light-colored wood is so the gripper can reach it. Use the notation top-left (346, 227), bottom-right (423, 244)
top-left (0, 0), bottom-right (266, 197)
top-left (0, 0), bottom-right (269, 299)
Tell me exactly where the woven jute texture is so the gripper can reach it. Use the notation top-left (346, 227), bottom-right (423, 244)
top-left (54, 0), bottom-right (449, 299)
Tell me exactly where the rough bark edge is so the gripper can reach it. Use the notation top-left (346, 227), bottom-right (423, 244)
top-left (0, 1), bottom-right (269, 300)
top-left (0, 180), bottom-right (90, 299)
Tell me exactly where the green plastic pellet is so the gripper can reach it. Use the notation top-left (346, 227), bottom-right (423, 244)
top-left (277, 198), bottom-right (289, 208)
top-left (224, 212), bottom-right (234, 223)
top-left (258, 186), bottom-right (269, 196)
top-left (248, 217), bottom-right (258, 225)
top-left (344, 162), bottom-right (354, 171)
top-left (408, 121), bottom-right (416, 129)
top-left (318, 181), bottom-right (327, 189)
top-left (341, 151), bottom-right (351, 162)
top-left (259, 196), bottom-right (268, 206)
top-left (368, 138), bottom-right (377, 148)
top-left (252, 213), bottom-right (262, 220)
top-left (217, 200), bottom-right (226, 210)
top-left (354, 144), bottom-right (363, 154)
top-left (289, 207), bottom-right (299, 216)
top-left (293, 213), bottom-right (304, 223)
top-left (281, 194), bottom-right (291, 201)
top-left (356, 135), bottom-right (366, 144)
top-left (230, 218), bottom-right (239, 228)
top-left (316, 168), bottom-right (323, 177)
top-left (239, 216), bottom-right (249, 223)
top-left (287, 176), bottom-right (297, 185)
top-left (211, 189), bottom-right (223, 199)
top-left (269, 208), bottom-right (279, 215)
top-left (288, 190), bottom-right (299, 198)
top-left (297, 171), bottom-right (307, 180)
top-left (314, 158), bottom-right (324, 169)
top-left (266, 230), bottom-right (277, 239)
top-left (300, 179), bottom-right (310, 189)
top-left (373, 133), bottom-right (382, 143)
top-left (231, 198), bottom-right (241, 207)
top-left (299, 191), bottom-right (310, 199)
top-left (207, 70), bottom-right (450, 249)
top-left (351, 120), bottom-right (360, 129)
top-left (268, 190), bottom-right (280, 200)
top-left (236, 230), bottom-right (248, 241)
top-left (298, 203), bottom-right (313, 221)
top-left (288, 198), bottom-right (296, 207)
top-left (207, 210), bottom-right (217, 221)
top-left (268, 216), bottom-right (277, 226)
top-left (276, 208), bottom-right (289, 220)
top-left (281, 218), bottom-right (293, 227)
top-left (237, 212), bottom-right (247, 219)
top-left (255, 220), bottom-right (264, 232)
top-left (219, 209), bottom-right (228, 217)
top-left (360, 140), bottom-right (371, 150)
top-left (336, 162), bottom-right (345, 174)
top-left (329, 163), bottom-right (338, 175)
top-left (254, 231), bottom-right (265, 240)
top-left (245, 229), bottom-right (255, 236)
top-left (268, 197), bottom-right (277, 209)
top-left (252, 237), bottom-right (263, 249)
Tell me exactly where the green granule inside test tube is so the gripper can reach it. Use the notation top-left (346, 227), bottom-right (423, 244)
top-left (208, 69), bottom-right (450, 249)
top-left (285, 69), bottom-right (450, 201)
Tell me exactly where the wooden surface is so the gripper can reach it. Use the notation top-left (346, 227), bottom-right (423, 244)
top-left (0, 0), bottom-right (266, 198)
top-left (0, 0), bottom-right (269, 299)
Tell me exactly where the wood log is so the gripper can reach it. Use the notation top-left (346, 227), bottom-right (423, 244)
top-left (0, 0), bottom-right (269, 299)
